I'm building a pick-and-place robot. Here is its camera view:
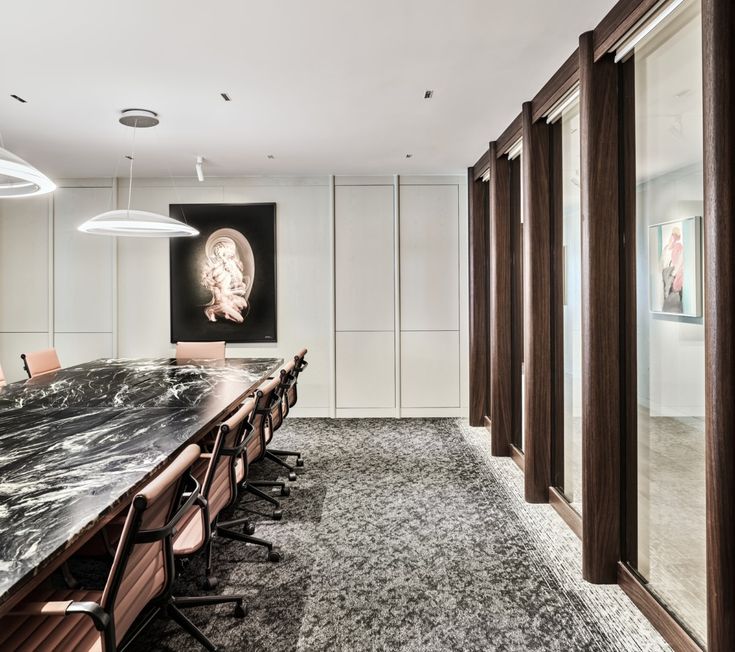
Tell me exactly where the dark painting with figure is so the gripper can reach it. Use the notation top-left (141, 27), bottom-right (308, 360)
top-left (170, 203), bottom-right (277, 343)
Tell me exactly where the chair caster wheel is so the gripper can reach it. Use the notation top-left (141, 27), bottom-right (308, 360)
top-left (243, 521), bottom-right (256, 535)
top-left (296, 458), bottom-right (304, 467)
top-left (280, 486), bottom-right (290, 497)
top-left (234, 601), bottom-right (247, 618)
top-left (288, 472), bottom-right (297, 482)
top-left (268, 550), bottom-right (282, 562)
top-left (204, 576), bottom-right (218, 590)
top-left (272, 509), bottom-right (283, 521)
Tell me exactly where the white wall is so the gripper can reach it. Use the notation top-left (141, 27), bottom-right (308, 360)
top-left (636, 164), bottom-right (705, 417)
top-left (0, 175), bottom-right (468, 417)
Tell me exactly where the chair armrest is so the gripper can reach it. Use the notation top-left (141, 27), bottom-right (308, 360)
top-left (9, 600), bottom-right (110, 631)
top-left (8, 600), bottom-right (73, 616)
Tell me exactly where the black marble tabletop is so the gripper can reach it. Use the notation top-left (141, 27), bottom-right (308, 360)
top-left (0, 357), bottom-right (282, 612)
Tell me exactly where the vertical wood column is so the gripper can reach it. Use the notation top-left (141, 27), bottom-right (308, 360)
top-left (468, 166), bottom-right (489, 426)
top-left (703, 0), bottom-right (735, 648)
top-left (489, 143), bottom-right (512, 457)
top-left (579, 31), bottom-right (621, 584)
top-left (521, 102), bottom-right (553, 503)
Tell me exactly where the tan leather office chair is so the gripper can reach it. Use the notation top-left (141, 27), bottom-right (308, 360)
top-left (0, 363), bottom-right (6, 387)
top-left (175, 341), bottom-right (226, 360)
top-left (174, 397), bottom-right (281, 590)
top-left (237, 376), bottom-right (292, 519)
top-left (1, 444), bottom-right (245, 652)
top-left (267, 348), bottom-right (309, 470)
top-left (21, 348), bottom-right (61, 378)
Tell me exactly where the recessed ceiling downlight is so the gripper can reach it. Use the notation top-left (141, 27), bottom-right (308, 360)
top-left (78, 110), bottom-right (197, 238)
top-left (0, 147), bottom-right (56, 198)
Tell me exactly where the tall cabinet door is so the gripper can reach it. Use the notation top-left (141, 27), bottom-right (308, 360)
top-left (399, 184), bottom-right (460, 408)
top-left (334, 184), bottom-right (395, 409)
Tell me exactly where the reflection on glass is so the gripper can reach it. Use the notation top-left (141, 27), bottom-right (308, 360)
top-left (632, 0), bottom-right (705, 642)
top-left (561, 101), bottom-right (582, 512)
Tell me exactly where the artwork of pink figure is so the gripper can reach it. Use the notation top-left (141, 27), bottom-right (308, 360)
top-left (661, 226), bottom-right (684, 312)
top-left (200, 229), bottom-right (255, 324)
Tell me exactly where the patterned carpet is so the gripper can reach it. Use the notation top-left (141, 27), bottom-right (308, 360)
top-left (127, 418), bottom-right (671, 652)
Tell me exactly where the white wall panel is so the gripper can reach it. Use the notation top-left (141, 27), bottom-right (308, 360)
top-left (335, 185), bottom-right (394, 331)
top-left (55, 332), bottom-right (113, 367)
top-left (401, 330), bottom-right (460, 408)
top-left (116, 182), bottom-right (332, 413)
top-left (0, 197), bottom-right (50, 332)
top-left (116, 186), bottom-right (223, 359)
top-left (0, 333), bottom-right (50, 384)
top-left (53, 187), bottom-right (114, 333)
top-left (399, 185), bottom-right (459, 331)
top-left (336, 331), bottom-right (395, 408)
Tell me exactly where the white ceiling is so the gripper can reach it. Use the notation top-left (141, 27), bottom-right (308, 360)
top-left (0, 0), bottom-right (617, 179)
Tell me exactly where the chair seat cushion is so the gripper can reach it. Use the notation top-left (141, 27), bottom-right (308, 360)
top-left (0, 588), bottom-right (103, 652)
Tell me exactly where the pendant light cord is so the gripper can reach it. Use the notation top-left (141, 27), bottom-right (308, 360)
top-left (126, 118), bottom-right (138, 214)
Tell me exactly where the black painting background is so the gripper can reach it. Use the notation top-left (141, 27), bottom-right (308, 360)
top-left (169, 203), bottom-right (277, 343)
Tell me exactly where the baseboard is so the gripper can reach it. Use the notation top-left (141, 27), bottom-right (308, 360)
top-left (334, 408), bottom-right (398, 418)
top-left (548, 487), bottom-right (582, 540)
top-left (288, 407), bottom-right (330, 418)
top-left (400, 408), bottom-right (466, 418)
top-left (617, 563), bottom-right (703, 652)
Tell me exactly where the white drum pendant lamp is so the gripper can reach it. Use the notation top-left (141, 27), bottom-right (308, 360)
top-left (78, 109), bottom-right (198, 238)
top-left (0, 146), bottom-right (56, 198)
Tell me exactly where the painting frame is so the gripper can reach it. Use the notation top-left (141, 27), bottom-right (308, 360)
top-left (169, 203), bottom-right (277, 344)
top-left (648, 215), bottom-right (702, 318)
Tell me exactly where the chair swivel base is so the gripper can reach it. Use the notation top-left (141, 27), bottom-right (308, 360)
top-left (243, 483), bottom-right (284, 519)
top-left (217, 518), bottom-right (282, 562)
top-left (269, 448), bottom-right (304, 467)
top-left (265, 451), bottom-right (298, 481)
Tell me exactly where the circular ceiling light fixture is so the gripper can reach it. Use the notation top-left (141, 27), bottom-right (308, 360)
top-left (78, 110), bottom-right (198, 238)
top-left (0, 146), bottom-right (56, 198)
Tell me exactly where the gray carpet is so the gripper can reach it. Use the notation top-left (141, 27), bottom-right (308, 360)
top-left (129, 418), bottom-right (671, 652)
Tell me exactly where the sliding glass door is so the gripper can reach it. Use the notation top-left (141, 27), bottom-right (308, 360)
top-left (624, 0), bottom-right (706, 643)
top-left (551, 98), bottom-right (582, 513)
top-left (509, 150), bottom-right (525, 453)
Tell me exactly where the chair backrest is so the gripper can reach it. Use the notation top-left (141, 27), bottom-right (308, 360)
top-left (201, 397), bottom-right (257, 520)
top-left (0, 363), bottom-right (5, 388)
top-left (281, 348), bottom-right (308, 415)
top-left (101, 444), bottom-right (201, 644)
top-left (175, 341), bottom-right (226, 360)
top-left (21, 348), bottom-right (61, 378)
top-left (252, 376), bottom-right (283, 447)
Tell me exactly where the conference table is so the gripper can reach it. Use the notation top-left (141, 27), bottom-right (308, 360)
top-left (0, 356), bottom-right (283, 617)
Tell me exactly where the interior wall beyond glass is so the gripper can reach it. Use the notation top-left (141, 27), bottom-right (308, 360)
top-left (509, 153), bottom-right (525, 452)
top-left (560, 101), bottom-right (582, 513)
top-left (631, 0), bottom-right (705, 643)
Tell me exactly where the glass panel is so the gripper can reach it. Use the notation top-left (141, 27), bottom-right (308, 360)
top-left (519, 154), bottom-right (525, 452)
top-left (561, 101), bottom-right (582, 512)
top-left (632, 0), bottom-right (705, 643)
top-left (510, 152), bottom-right (524, 452)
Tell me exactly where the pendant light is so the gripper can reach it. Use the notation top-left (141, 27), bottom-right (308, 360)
top-left (78, 109), bottom-right (198, 237)
top-left (0, 146), bottom-right (56, 198)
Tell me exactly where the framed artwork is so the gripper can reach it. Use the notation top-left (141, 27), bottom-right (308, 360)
top-left (170, 203), bottom-right (277, 343)
top-left (648, 215), bottom-right (702, 317)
